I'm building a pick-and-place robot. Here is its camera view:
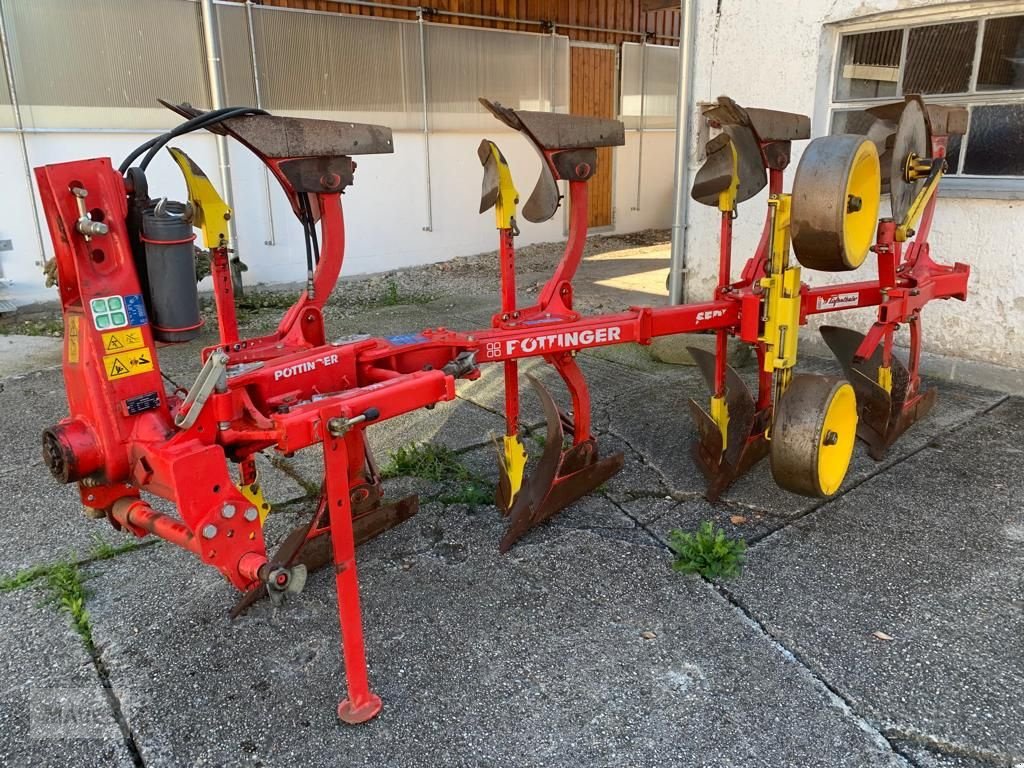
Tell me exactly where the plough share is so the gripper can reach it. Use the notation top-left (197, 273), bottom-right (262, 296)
top-left (36, 94), bottom-right (968, 722)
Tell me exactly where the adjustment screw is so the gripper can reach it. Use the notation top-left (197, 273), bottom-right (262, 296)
top-left (243, 507), bottom-right (259, 522)
top-left (823, 431), bottom-right (839, 446)
top-left (221, 503), bottom-right (236, 519)
top-left (202, 524), bottom-right (218, 539)
top-left (846, 194), bottom-right (862, 213)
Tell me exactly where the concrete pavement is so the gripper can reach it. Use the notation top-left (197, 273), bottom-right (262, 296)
top-left (0, 232), bottom-right (1019, 767)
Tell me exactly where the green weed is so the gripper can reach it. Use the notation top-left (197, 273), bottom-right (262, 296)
top-left (45, 563), bottom-right (94, 649)
top-left (667, 521), bottom-right (747, 580)
top-left (0, 564), bottom-right (51, 592)
top-left (436, 482), bottom-right (494, 507)
top-left (381, 443), bottom-right (470, 482)
top-left (0, 317), bottom-right (64, 337)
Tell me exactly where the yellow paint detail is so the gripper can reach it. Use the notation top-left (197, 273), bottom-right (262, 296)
top-left (484, 140), bottom-right (519, 230)
top-left (710, 394), bottom-right (730, 453)
top-left (718, 139), bottom-right (739, 213)
top-left (67, 315), bottom-right (80, 364)
top-left (816, 382), bottom-right (858, 496)
top-left (239, 474), bottom-right (272, 524)
top-left (168, 147), bottom-right (232, 249)
top-left (103, 347), bottom-right (154, 380)
top-left (877, 365), bottom-right (893, 393)
top-left (101, 328), bottom-right (145, 354)
top-left (759, 194), bottom-right (802, 374)
top-left (895, 161), bottom-right (943, 242)
top-left (501, 434), bottom-right (528, 504)
top-left (841, 139), bottom-right (880, 269)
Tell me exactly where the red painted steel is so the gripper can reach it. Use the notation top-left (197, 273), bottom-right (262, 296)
top-left (34, 105), bottom-right (970, 723)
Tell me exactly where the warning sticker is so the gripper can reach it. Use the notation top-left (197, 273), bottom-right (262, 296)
top-left (101, 328), bottom-right (145, 354)
top-left (103, 348), bottom-right (155, 380)
top-left (67, 316), bottom-right (80, 364)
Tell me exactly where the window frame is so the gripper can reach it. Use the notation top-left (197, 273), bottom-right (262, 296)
top-left (826, 1), bottom-right (1024, 199)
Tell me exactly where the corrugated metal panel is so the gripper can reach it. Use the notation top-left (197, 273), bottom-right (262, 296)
top-left (4, 0), bottom-right (209, 128)
top-left (0, 14), bottom-right (12, 130)
top-left (425, 23), bottom-right (568, 130)
top-left (216, 2), bottom-right (257, 106)
top-left (250, 5), bottom-right (423, 129)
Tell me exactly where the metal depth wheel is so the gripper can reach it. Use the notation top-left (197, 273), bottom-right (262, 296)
top-left (791, 134), bottom-right (881, 272)
top-left (770, 374), bottom-right (858, 498)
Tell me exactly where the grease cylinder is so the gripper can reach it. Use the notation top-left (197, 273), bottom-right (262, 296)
top-left (141, 200), bottom-right (202, 343)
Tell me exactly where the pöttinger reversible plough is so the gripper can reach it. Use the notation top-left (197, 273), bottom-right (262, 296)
top-left (36, 94), bottom-right (969, 722)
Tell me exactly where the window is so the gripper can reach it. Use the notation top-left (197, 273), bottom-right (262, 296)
top-left (830, 10), bottom-right (1024, 196)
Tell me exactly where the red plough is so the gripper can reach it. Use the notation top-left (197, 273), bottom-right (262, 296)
top-left (36, 94), bottom-right (968, 721)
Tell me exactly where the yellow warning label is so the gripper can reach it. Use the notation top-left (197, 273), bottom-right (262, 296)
top-left (101, 328), bottom-right (145, 354)
top-left (103, 347), bottom-right (154, 380)
top-left (67, 316), bottom-right (80, 364)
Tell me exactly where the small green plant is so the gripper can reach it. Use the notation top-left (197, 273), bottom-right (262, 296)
top-left (436, 482), bottom-right (494, 508)
top-left (383, 279), bottom-right (401, 306)
top-left (382, 443), bottom-right (495, 507)
top-left (0, 317), bottom-right (64, 337)
top-left (89, 536), bottom-right (142, 561)
top-left (667, 521), bottom-right (747, 580)
top-left (381, 443), bottom-right (470, 481)
top-left (45, 562), bottom-right (94, 649)
top-left (0, 564), bottom-right (51, 592)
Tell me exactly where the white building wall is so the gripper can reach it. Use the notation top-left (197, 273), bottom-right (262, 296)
top-left (682, 0), bottom-right (1024, 369)
top-left (0, 127), bottom-right (676, 305)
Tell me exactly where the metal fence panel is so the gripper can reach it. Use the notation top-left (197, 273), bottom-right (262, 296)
top-left (425, 23), bottom-right (569, 131)
top-left (216, 1), bottom-right (257, 108)
top-left (249, 5), bottom-right (422, 130)
top-left (3, 0), bottom-right (209, 129)
top-left (0, 7), bottom-right (12, 130)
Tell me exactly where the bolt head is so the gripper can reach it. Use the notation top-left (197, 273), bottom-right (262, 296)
top-left (202, 524), bottom-right (218, 539)
top-left (221, 503), bottom-right (236, 519)
top-left (243, 507), bottom-right (259, 522)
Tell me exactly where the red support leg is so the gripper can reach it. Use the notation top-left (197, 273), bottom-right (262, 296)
top-left (322, 420), bottom-right (382, 725)
top-left (210, 244), bottom-right (239, 347)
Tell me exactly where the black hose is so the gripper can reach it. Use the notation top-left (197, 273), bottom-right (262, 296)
top-left (298, 194), bottom-right (315, 278)
top-left (308, 200), bottom-right (321, 267)
top-left (118, 106), bottom-right (268, 174)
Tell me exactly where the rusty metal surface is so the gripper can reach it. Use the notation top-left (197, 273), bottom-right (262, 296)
top-left (701, 97), bottom-right (767, 204)
top-left (889, 97), bottom-right (930, 223)
top-left (522, 163), bottom-right (561, 223)
top-left (222, 115), bottom-right (394, 158)
top-left (481, 99), bottom-right (624, 150)
top-left (687, 346), bottom-right (767, 500)
top-left (514, 109), bottom-right (625, 150)
top-left (820, 325), bottom-right (931, 461)
top-left (160, 101), bottom-right (394, 158)
top-left (867, 100), bottom-right (968, 138)
top-left (746, 108), bottom-right (811, 142)
top-left (477, 139), bottom-right (502, 214)
top-left (691, 134), bottom-right (734, 206)
top-left (230, 491), bottom-right (418, 618)
top-left (499, 374), bottom-right (623, 552)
